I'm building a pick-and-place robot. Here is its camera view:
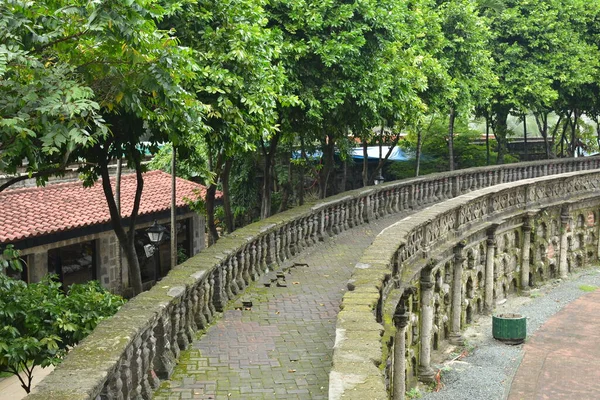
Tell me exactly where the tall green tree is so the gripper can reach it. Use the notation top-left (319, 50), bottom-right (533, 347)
top-left (0, 0), bottom-right (205, 295)
top-left (485, 0), bottom-right (598, 162)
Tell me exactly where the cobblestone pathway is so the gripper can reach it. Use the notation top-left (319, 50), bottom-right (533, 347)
top-left (155, 215), bottom-right (401, 400)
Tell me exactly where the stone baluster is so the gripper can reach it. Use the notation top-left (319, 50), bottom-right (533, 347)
top-left (343, 202), bottom-right (351, 230)
top-left (275, 228), bottom-right (283, 264)
top-left (195, 282), bottom-right (208, 330)
top-left (521, 215), bottom-right (533, 292)
top-left (132, 337), bottom-right (144, 398)
top-left (300, 217), bottom-right (309, 248)
top-left (227, 256), bottom-right (238, 297)
top-left (392, 308), bottom-right (410, 400)
top-left (265, 232), bottom-right (275, 266)
top-left (289, 221), bottom-right (298, 255)
top-left (308, 214), bottom-right (317, 245)
top-left (207, 273), bottom-right (216, 318)
top-left (174, 300), bottom-right (188, 353)
top-left (559, 208), bottom-right (571, 279)
top-left (450, 243), bottom-right (465, 345)
top-left (147, 326), bottom-right (159, 390)
top-left (347, 200), bottom-right (356, 228)
top-left (284, 224), bottom-right (292, 259)
top-left (250, 241), bottom-right (259, 280)
top-left (140, 330), bottom-right (153, 398)
top-left (213, 265), bottom-right (227, 312)
top-left (418, 267), bottom-right (435, 383)
top-left (120, 346), bottom-right (134, 398)
top-left (154, 312), bottom-right (175, 377)
top-left (393, 188), bottom-right (401, 212)
top-left (240, 247), bottom-right (251, 287)
top-left (453, 176), bottom-right (461, 197)
top-left (102, 360), bottom-right (124, 399)
top-left (485, 227), bottom-right (497, 312)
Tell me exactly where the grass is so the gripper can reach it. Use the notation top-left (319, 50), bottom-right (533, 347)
top-left (579, 284), bottom-right (598, 292)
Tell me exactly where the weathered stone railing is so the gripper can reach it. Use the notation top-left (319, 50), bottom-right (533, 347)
top-left (330, 169), bottom-right (600, 400)
top-left (27, 157), bottom-right (600, 400)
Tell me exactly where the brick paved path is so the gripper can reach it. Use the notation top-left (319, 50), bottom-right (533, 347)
top-left (508, 289), bottom-right (600, 400)
top-left (155, 215), bottom-right (400, 400)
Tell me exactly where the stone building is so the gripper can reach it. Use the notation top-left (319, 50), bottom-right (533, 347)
top-left (0, 170), bottom-right (211, 295)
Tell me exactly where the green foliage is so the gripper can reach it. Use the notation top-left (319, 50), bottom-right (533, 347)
top-left (0, 247), bottom-right (125, 393)
top-left (579, 285), bottom-right (598, 292)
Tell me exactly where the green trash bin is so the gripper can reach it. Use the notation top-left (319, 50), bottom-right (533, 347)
top-left (492, 313), bottom-right (526, 344)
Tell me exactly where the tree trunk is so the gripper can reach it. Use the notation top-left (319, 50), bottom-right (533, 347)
top-left (99, 155), bottom-right (144, 296)
top-left (222, 158), bottom-right (234, 233)
top-left (415, 125), bottom-right (423, 177)
top-left (535, 112), bottom-right (551, 159)
top-left (523, 113), bottom-right (528, 161)
top-left (205, 184), bottom-right (219, 245)
top-left (260, 131), bottom-right (281, 219)
top-left (205, 151), bottom-right (223, 245)
top-left (368, 134), bottom-right (401, 183)
top-left (493, 106), bottom-right (510, 164)
top-left (319, 136), bottom-right (334, 198)
top-left (362, 140), bottom-right (369, 187)
top-left (485, 116), bottom-right (490, 165)
top-left (448, 107), bottom-right (456, 171)
top-left (341, 159), bottom-right (347, 192)
top-left (278, 151), bottom-right (292, 213)
top-left (298, 137), bottom-right (306, 206)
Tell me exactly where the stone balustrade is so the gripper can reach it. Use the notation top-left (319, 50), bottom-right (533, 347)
top-left (26, 157), bottom-right (600, 400)
top-left (330, 168), bottom-right (600, 400)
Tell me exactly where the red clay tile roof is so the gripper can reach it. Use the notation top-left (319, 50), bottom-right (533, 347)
top-left (0, 170), bottom-right (214, 244)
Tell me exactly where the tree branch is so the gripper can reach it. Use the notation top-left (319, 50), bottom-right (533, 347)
top-left (0, 167), bottom-right (66, 193)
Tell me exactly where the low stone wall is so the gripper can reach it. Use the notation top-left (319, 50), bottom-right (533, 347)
top-left (330, 169), bottom-right (600, 400)
top-left (26, 157), bottom-right (600, 400)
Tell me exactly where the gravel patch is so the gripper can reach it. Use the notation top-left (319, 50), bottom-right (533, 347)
top-left (417, 268), bottom-right (600, 400)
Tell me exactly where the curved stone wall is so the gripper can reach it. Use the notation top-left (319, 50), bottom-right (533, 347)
top-left (26, 157), bottom-right (600, 400)
top-left (330, 169), bottom-right (600, 400)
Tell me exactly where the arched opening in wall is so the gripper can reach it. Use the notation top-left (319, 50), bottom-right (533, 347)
top-left (503, 234), bottom-right (509, 253)
top-left (588, 250), bottom-right (595, 260)
top-left (444, 293), bottom-right (451, 306)
top-left (412, 325), bottom-right (418, 345)
top-left (511, 278), bottom-right (518, 293)
top-left (477, 271), bottom-right (484, 291)
top-left (444, 323), bottom-right (449, 340)
top-left (529, 272), bottom-right (534, 287)
top-left (477, 298), bottom-right (482, 314)
top-left (539, 244), bottom-right (547, 262)
top-left (433, 332), bottom-right (439, 350)
top-left (479, 243), bottom-right (486, 265)
top-left (549, 264), bottom-right (557, 279)
top-left (412, 357), bottom-right (418, 376)
top-left (577, 255), bottom-right (584, 269)
top-left (444, 262), bottom-right (452, 284)
top-left (514, 230), bottom-right (520, 248)
top-left (591, 232), bottom-right (597, 246)
top-left (529, 248), bottom-right (534, 263)
top-left (466, 305), bottom-right (473, 324)
top-left (538, 267), bottom-right (545, 282)
top-left (467, 250), bottom-right (475, 269)
top-left (539, 222), bottom-right (547, 240)
top-left (435, 270), bottom-right (442, 292)
top-left (567, 236), bottom-right (573, 252)
top-left (578, 233), bottom-right (585, 250)
top-left (502, 257), bottom-right (508, 276)
top-left (466, 276), bottom-right (474, 299)
top-left (578, 214), bottom-right (585, 228)
top-left (552, 219), bottom-right (559, 237)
